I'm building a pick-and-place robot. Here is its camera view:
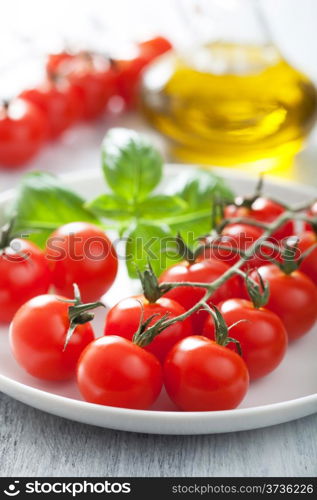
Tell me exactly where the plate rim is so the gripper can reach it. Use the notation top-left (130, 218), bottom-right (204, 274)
top-left (0, 369), bottom-right (317, 421)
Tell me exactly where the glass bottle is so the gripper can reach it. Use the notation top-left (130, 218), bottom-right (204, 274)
top-left (140, 0), bottom-right (317, 172)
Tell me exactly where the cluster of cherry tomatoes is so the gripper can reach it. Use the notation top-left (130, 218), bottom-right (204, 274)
top-left (0, 37), bottom-right (172, 168)
top-left (2, 191), bottom-right (317, 412)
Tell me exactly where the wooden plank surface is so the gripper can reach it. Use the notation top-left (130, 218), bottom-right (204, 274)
top-left (0, 393), bottom-right (316, 477)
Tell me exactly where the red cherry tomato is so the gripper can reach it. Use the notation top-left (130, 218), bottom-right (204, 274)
top-left (250, 264), bottom-right (317, 340)
top-left (45, 222), bottom-right (118, 303)
top-left (164, 336), bottom-right (249, 411)
top-left (63, 54), bottom-right (117, 120)
top-left (77, 336), bottom-right (163, 409)
top-left (305, 201), bottom-right (317, 231)
top-left (20, 77), bottom-right (81, 138)
top-left (159, 259), bottom-right (242, 333)
top-left (46, 52), bottom-right (75, 75)
top-left (203, 299), bottom-right (288, 380)
top-left (225, 197), bottom-right (293, 241)
top-left (104, 295), bottom-right (192, 363)
top-left (0, 239), bottom-right (51, 323)
top-left (295, 231), bottom-right (317, 285)
top-left (115, 37), bottom-right (172, 109)
top-left (138, 36), bottom-right (173, 61)
top-left (0, 99), bottom-right (47, 167)
top-left (10, 294), bottom-right (94, 380)
top-left (202, 223), bottom-right (271, 269)
top-left (114, 54), bottom-right (148, 109)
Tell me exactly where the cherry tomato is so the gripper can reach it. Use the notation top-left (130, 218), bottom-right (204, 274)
top-left (115, 37), bottom-right (172, 109)
top-left (159, 259), bottom-right (242, 333)
top-left (63, 54), bottom-right (117, 119)
top-left (45, 222), bottom-right (118, 303)
top-left (114, 53), bottom-right (148, 109)
top-left (46, 51), bottom-right (75, 75)
top-left (0, 98), bottom-right (47, 167)
top-left (104, 295), bottom-right (192, 363)
top-left (20, 77), bottom-right (81, 138)
top-left (203, 299), bottom-right (288, 380)
top-left (202, 223), bottom-right (269, 268)
top-left (296, 231), bottom-right (317, 285)
top-left (164, 336), bottom-right (249, 411)
top-left (77, 336), bottom-right (163, 409)
top-left (305, 201), bottom-right (317, 231)
top-left (225, 197), bottom-right (293, 241)
top-left (0, 239), bottom-right (51, 323)
top-left (138, 36), bottom-right (173, 61)
top-left (10, 294), bottom-right (94, 380)
top-left (250, 264), bottom-right (317, 340)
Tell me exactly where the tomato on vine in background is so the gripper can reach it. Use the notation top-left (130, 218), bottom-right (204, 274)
top-left (56, 53), bottom-right (117, 120)
top-left (305, 201), bottom-right (317, 231)
top-left (0, 220), bottom-right (51, 322)
top-left (10, 285), bottom-right (101, 380)
top-left (138, 37), bottom-right (173, 62)
top-left (46, 51), bottom-right (75, 75)
top-left (20, 74), bottom-right (82, 138)
top-left (115, 36), bottom-right (173, 109)
top-left (0, 98), bottom-right (48, 167)
top-left (45, 222), bottom-right (118, 303)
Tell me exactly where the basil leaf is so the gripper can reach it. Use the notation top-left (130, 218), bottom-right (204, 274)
top-left (164, 168), bottom-right (234, 239)
top-left (102, 128), bottom-right (163, 202)
top-left (166, 168), bottom-right (233, 209)
top-left (169, 211), bottom-right (213, 241)
top-left (87, 193), bottom-right (133, 220)
top-left (125, 223), bottom-right (180, 278)
top-left (10, 172), bottom-right (100, 247)
top-left (137, 195), bottom-right (186, 220)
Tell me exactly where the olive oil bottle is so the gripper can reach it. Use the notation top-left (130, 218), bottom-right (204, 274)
top-left (140, 3), bottom-right (317, 172)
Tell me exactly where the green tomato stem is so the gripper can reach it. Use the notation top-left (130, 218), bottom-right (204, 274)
top-left (133, 206), bottom-right (317, 347)
top-left (146, 211), bottom-right (292, 337)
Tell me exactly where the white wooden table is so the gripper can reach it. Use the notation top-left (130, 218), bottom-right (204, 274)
top-left (0, 392), bottom-right (316, 477)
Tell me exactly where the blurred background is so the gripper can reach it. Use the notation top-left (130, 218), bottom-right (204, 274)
top-left (1, 0), bottom-right (317, 189)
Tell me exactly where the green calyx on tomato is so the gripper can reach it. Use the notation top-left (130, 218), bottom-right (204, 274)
top-left (138, 260), bottom-right (165, 304)
top-left (171, 232), bottom-right (212, 265)
top-left (62, 283), bottom-right (105, 349)
top-left (132, 300), bottom-right (169, 349)
top-left (245, 269), bottom-right (270, 309)
top-left (174, 232), bottom-right (201, 264)
top-left (0, 217), bottom-right (16, 250)
top-left (277, 238), bottom-right (317, 275)
top-left (202, 303), bottom-right (243, 355)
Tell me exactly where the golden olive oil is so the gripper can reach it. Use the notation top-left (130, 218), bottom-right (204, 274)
top-left (141, 43), bottom-right (317, 171)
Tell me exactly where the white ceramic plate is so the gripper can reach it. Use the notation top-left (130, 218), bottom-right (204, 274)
top-left (0, 165), bottom-right (317, 435)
